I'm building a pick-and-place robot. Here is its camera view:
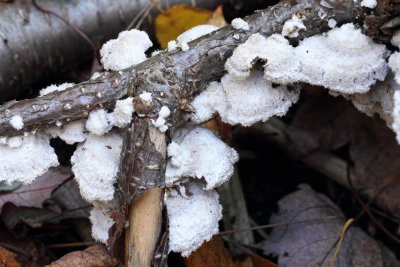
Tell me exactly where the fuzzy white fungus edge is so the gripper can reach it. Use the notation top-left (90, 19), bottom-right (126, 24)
top-left (166, 181), bottom-right (222, 257)
top-left (86, 109), bottom-right (114, 135)
top-left (166, 126), bottom-right (238, 190)
top-left (39, 83), bottom-right (75, 96)
top-left (361, 0), bottom-right (377, 9)
top-left (169, 25), bottom-right (219, 52)
top-left (113, 97), bottom-right (134, 128)
top-left (0, 133), bottom-right (59, 184)
top-left (100, 29), bottom-right (152, 71)
top-left (225, 23), bottom-right (388, 94)
top-left (282, 15), bottom-right (306, 38)
top-left (89, 201), bottom-right (116, 243)
top-left (9, 115), bottom-right (24, 130)
top-left (190, 71), bottom-right (300, 126)
top-left (71, 133), bottom-right (122, 202)
top-left (46, 120), bottom-right (87, 144)
top-left (231, 18), bottom-right (249, 30)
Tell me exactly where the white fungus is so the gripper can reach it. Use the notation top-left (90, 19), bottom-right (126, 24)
top-left (112, 97), bottom-right (134, 128)
top-left (9, 115), bottom-right (24, 130)
top-left (327, 18), bottom-right (337, 28)
top-left (177, 25), bottom-right (219, 43)
top-left (139, 91), bottom-right (152, 102)
top-left (180, 42), bottom-right (189, 52)
top-left (90, 72), bottom-right (101, 80)
top-left (0, 133), bottom-right (59, 184)
top-left (361, 0), bottom-right (377, 9)
top-left (39, 83), bottom-right (75, 96)
top-left (190, 71), bottom-right (300, 126)
top-left (89, 201), bottom-right (116, 243)
top-left (166, 181), bottom-right (222, 257)
top-left (168, 40), bottom-right (178, 52)
top-left (388, 52), bottom-right (400, 85)
top-left (391, 30), bottom-right (400, 48)
top-left (0, 137), bottom-right (7, 145)
top-left (100, 29), bottom-right (152, 71)
top-left (86, 109), bottom-right (113, 136)
top-left (392, 91), bottom-right (400, 144)
top-left (231, 18), bottom-right (249, 31)
top-left (281, 15), bottom-right (306, 38)
top-left (71, 133), bottom-right (122, 202)
top-left (226, 24), bottom-right (388, 94)
top-left (47, 120), bottom-right (87, 145)
top-left (166, 126), bottom-right (238, 190)
top-left (152, 106), bottom-right (171, 132)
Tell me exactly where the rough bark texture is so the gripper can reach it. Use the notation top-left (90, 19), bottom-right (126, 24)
top-left (0, 0), bottom-right (362, 138)
top-left (0, 0), bottom-right (219, 103)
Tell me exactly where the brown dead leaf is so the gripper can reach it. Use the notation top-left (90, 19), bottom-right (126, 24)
top-left (205, 5), bottom-right (228, 28)
top-left (258, 184), bottom-right (399, 267)
top-left (236, 254), bottom-right (280, 267)
top-left (0, 245), bottom-right (21, 267)
top-left (0, 167), bottom-right (73, 212)
top-left (46, 244), bottom-right (118, 267)
top-left (155, 5), bottom-right (212, 49)
top-left (289, 88), bottom-right (400, 217)
top-left (184, 236), bottom-right (236, 267)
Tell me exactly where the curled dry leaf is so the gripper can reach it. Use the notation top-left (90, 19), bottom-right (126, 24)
top-left (46, 244), bottom-right (118, 267)
top-left (258, 184), bottom-right (399, 267)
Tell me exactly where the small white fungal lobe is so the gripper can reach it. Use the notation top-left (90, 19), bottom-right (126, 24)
top-left (177, 25), bottom-right (219, 43)
top-left (327, 18), bottom-right (337, 29)
top-left (152, 106), bottom-right (171, 132)
top-left (89, 201), bottom-right (116, 243)
top-left (168, 40), bottom-right (178, 52)
top-left (166, 181), bottom-right (222, 257)
top-left (0, 133), bottom-right (59, 184)
top-left (86, 109), bottom-right (113, 135)
top-left (226, 23), bottom-right (388, 94)
top-left (46, 120), bottom-right (87, 145)
top-left (39, 83), bottom-right (75, 96)
top-left (231, 18), bottom-right (249, 30)
top-left (90, 72), bottom-right (101, 80)
top-left (139, 91), bottom-right (152, 101)
top-left (361, 0), bottom-right (377, 8)
top-left (71, 133), bottom-right (122, 202)
top-left (100, 29), bottom-right (152, 71)
top-left (190, 71), bottom-right (299, 126)
top-left (393, 90), bottom-right (400, 144)
top-left (113, 97), bottom-right (134, 128)
top-left (281, 15), bottom-right (306, 38)
top-left (391, 30), bottom-right (400, 48)
top-left (166, 126), bottom-right (238, 190)
top-left (9, 115), bottom-right (24, 130)
top-left (388, 52), bottom-right (400, 85)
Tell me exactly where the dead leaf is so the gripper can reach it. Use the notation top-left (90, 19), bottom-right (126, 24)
top-left (0, 167), bottom-right (73, 212)
top-left (46, 244), bottom-right (118, 267)
top-left (0, 245), bottom-right (21, 267)
top-left (184, 236), bottom-right (236, 267)
top-left (236, 254), bottom-right (280, 267)
top-left (155, 4), bottom-right (227, 49)
top-left (205, 5), bottom-right (228, 28)
top-left (258, 184), bottom-right (399, 267)
top-left (289, 88), bottom-right (400, 217)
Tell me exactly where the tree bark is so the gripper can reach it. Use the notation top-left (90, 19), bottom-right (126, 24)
top-left (0, 0), bottom-right (219, 103)
top-left (0, 0), bottom-right (362, 138)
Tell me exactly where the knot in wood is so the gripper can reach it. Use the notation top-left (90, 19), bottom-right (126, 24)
top-left (133, 96), bottom-right (153, 115)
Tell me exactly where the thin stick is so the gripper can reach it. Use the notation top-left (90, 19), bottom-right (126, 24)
top-left (218, 216), bottom-right (338, 236)
top-left (328, 218), bottom-right (354, 267)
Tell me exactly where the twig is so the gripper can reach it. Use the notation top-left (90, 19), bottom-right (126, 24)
top-left (217, 216), bottom-right (338, 235)
top-left (347, 167), bottom-right (400, 243)
top-left (47, 241), bottom-right (95, 248)
top-left (328, 218), bottom-right (354, 267)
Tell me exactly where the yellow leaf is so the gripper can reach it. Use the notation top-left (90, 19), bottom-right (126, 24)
top-left (155, 5), bottom-right (213, 49)
top-left (0, 245), bottom-right (21, 267)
